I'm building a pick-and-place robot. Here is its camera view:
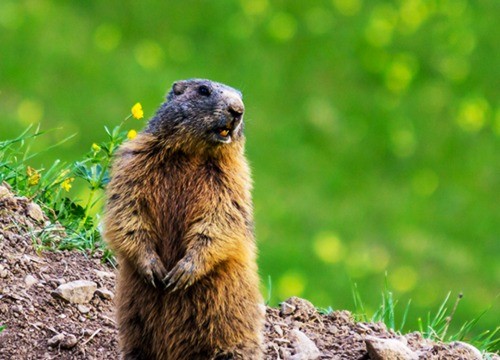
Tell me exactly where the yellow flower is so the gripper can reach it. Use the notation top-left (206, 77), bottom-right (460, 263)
top-left (91, 143), bottom-right (101, 152)
top-left (127, 129), bottom-right (138, 140)
top-left (26, 166), bottom-right (40, 186)
top-left (60, 177), bottom-right (74, 192)
top-left (131, 102), bottom-right (144, 119)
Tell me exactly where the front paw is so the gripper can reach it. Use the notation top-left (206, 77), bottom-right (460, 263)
top-left (163, 256), bottom-right (197, 292)
top-left (137, 251), bottom-right (168, 288)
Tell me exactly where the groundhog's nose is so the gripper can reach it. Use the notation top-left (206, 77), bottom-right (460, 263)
top-left (225, 93), bottom-right (245, 123)
top-left (228, 105), bottom-right (243, 123)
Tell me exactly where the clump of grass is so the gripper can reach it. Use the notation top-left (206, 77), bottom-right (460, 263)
top-left (0, 103), bottom-right (145, 261)
top-left (351, 280), bottom-right (500, 354)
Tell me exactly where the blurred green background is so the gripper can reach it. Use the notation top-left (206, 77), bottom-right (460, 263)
top-left (1, 0), bottom-right (498, 334)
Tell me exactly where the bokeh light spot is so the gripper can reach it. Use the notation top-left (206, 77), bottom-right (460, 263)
top-left (240, 0), bottom-right (268, 16)
top-left (384, 54), bottom-right (418, 93)
top-left (450, 29), bottom-right (476, 55)
top-left (268, 12), bottom-right (297, 42)
top-left (399, 0), bottom-right (431, 33)
top-left (364, 4), bottom-right (397, 47)
top-left (389, 266), bottom-right (418, 293)
top-left (412, 169), bottom-right (439, 197)
top-left (332, 0), bottom-right (361, 16)
top-left (456, 97), bottom-right (489, 132)
top-left (346, 244), bottom-right (373, 278)
top-left (305, 7), bottom-right (334, 35)
top-left (305, 97), bottom-right (338, 134)
top-left (368, 245), bottom-right (391, 273)
top-left (313, 232), bottom-right (345, 264)
top-left (438, 56), bottom-right (470, 82)
top-left (134, 40), bottom-right (164, 70)
top-left (17, 99), bottom-right (44, 125)
top-left (94, 23), bottom-right (121, 52)
top-left (390, 128), bottom-right (416, 158)
top-left (278, 271), bottom-right (306, 300)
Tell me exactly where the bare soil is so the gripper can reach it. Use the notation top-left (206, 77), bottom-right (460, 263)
top-left (0, 185), bottom-right (497, 359)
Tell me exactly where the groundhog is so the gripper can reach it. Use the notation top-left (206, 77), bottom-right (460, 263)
top-left (104, 79), bottom-right (264, 360)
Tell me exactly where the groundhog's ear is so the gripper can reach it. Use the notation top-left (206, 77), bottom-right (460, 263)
top-left (172, 81), bottom-right (188, 96)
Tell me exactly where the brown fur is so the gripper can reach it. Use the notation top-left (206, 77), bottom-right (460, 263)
top-left (104, 79), bottom-right (264, 359)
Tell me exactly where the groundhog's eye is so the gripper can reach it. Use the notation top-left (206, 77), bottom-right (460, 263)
top-left (198, 85), bottom-right (211, 96)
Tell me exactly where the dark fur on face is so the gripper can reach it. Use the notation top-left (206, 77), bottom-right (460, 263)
top-left (146, 79), bottom-right (245, 152)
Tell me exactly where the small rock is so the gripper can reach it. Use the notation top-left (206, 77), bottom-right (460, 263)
top-left (0, 265), bottom-right (7, 278)
top-left (47, 333), bottom-right (65, 347)
top-left (281, 301), bottom-right (296, 315)
top-left (288, 329), bottom-right (321, 360)
top-left (0, 185), bottom-right (12, 199)
top-left (93, 270), bottom-right (116, 279)
top-left (52, 280), bottom-right (97, 304)
top-left (365, 336), bottom-right (418, 360)
top-left (283, 296), bottom-right (316, 315)
top-left (95, 288), bottom-right (114, 300)
top-left (27, 202), bottom-right (45, 222)
top-left (24, 274), bottom-right (38, 288)
top-left (274, 325), bottom-right (284, 336)
top-left (11, 305), bottom-right (23, 314)
top-left (60, 334), bottom-right (78, 349)
top-left (77, 304), bottom-right (91, 314)
top-left (449, 341), bottom-right (482, 360)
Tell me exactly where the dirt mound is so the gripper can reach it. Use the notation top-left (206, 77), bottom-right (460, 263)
top-left (0, 184), bottom-right (496, 359)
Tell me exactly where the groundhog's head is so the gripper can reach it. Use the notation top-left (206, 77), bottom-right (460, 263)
top-left (146, 79), bottom-right (245, 151)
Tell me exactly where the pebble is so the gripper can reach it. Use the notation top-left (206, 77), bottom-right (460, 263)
top-left (0, 265), bottom-right (7, 278)
top-left (60, 334), bottom-right (78, 349)
top-left (0, 185), bottom-right (12, 199)
top-left (281, 301), bottom-right (296, 315)
top-left (11, 305), bottom-right (23, 313)
top-left (47, 333), bottom-right (78, 349)
top-left (27, 203), bottom-right (45, 222)
top-left (365, 336), bottom-right (418, 360)
top-left (77, 304), bottom-right (91, 314)
top-left (274, 325), bottom-right (284, 336)
top-left (449, 341), bottom-right (482, 360)
top-left (47, 333), bottom-right (65, 347)
top-left (52, 280), bottom-right (97, 304)
top-left (289, 329), bottom-right (321, 360)
top-left (93, 270), bottom-right (116, 279)
top-left (24, 274), bottom-right (38, 288)
top-left (95, 288), bottom-right (114, 300)
top-left (82, 329), bottom-right (94, 336)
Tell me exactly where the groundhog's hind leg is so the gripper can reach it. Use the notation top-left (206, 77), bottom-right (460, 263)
top-left (118, 311), bottom-right (156, 360)
top-left (122, 348), bottom-right (149, 360)
top-left (214, 342), bottom-right (263, 360)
